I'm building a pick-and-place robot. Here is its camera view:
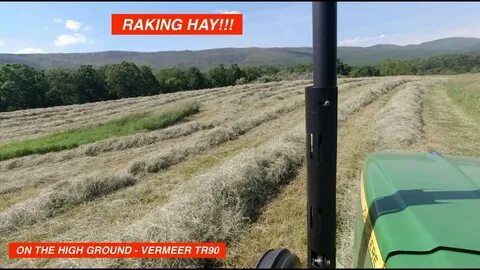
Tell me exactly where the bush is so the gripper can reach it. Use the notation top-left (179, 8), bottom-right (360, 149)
top-left (349, 65), bottom-right (380, 77)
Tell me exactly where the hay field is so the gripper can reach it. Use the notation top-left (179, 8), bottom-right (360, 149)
top-left (2, 74), bottom-right (480, 268)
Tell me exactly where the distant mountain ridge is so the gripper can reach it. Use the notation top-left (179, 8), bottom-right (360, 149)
top-left (338, 37), bottom-right (480, 65)
top-left (1, 37), bottom-right (480, 69)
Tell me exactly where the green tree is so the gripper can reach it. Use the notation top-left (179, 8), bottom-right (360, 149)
top-left (0, 64), bottom-right (48, 111)
top-left (337, 59), bottom-right (352, 76)
top-left (242, 66), bottom-right (263, 82)
top-left (139, 65), bottom-right (160, 95)
top-left (263, 65), bottom-right (280, 76)
top-left (225, 64), bottom-right (245, 86)
top-left (75, 65), bottom-right (109, 103)
top-left (184, 67), bottom-right (208, 90)
top-left (156, 67), bottom-right (188, 93)
top-left (349, 65), bottom-right (380, 77)
top-left (105, 61), bottom-right (146, 98)
top-left (206, 64), bottom-right (228, 87)
top-left (45, 68), bottom-right (78, 106)
top-left (379, 58), bottom-right (415, 76)
top-left (287, 63), bottom-right (312, 73)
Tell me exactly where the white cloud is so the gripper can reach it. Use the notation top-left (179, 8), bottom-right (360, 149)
top-left (216, 10), bottom-right (241, 14)
top-left (339, 21), bottom-right (480, 48)
top-left (54, 18), bottom-right (91, 31)
top-left (54, 33), bottom-right (87, 46)
top-left (65, 20), bottom-right (82, 30)
top-left (14, 48), bottom-right (45, 54)
top-left (0, 40), bottom-right (5, 46)
top-left (339, 34), bottom-right (389, 47)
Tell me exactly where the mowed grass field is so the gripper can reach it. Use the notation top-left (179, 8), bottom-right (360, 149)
top-left (1, 73), bottom-right (480, 268)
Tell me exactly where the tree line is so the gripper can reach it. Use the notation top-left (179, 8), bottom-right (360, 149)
top-left (0, 62), bottom-right (273, 112)
top-left (378, 53), bottom-right (480, 75)
top-left (0, 63), bottom-right (158, 112)
top-left (347, 53), bottom-right (480, 77)
top-left (0, 61), bottom-right (339, 112)
top-left (3, 53), bottom-right (480, 112)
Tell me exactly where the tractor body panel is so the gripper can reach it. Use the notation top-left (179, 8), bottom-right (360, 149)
top-left (353, 151), bottom-right (480, 268)
top-left (386, 250), bottom-right (480, 268)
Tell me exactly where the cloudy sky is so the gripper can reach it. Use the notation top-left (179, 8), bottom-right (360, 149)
top-left (1, 2), bottom-right (480, 53)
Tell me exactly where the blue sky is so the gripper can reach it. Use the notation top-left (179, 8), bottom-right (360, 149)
top-left (1, 2), bottom-right (480, 53)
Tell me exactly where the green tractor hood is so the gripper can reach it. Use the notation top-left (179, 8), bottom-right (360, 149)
top-left (356, 151), bottom-right (480, 268)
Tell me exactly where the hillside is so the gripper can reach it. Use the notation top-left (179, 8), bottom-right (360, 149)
top-left (340, 37), bottom-right (480, 65)
top-left (2, 37), bottom-right (480, 69)
top-left (0, 47), bottom-right (313, 70)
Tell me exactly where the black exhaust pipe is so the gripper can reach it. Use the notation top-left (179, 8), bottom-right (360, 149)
top-left (255, 2), bottom-right (337, 268)
top-left (305, 1), bottom-right (337, 268)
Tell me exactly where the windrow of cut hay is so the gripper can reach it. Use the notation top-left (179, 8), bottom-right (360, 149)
top-left (0, 93), bottom-right (303, 202)
top-left (0, 79), bottom-right (303, 123)
top-left (128, 98), bottom-right (304, 176)
top-left (0, 97), bottom-right (304, 219)
top-left (114, 126), bottom-right (305, 268)
top-left (338, 77), bottom-right (411, 122)
top-left (0, 83), bottom-right (220, 124)
top-left (335, 81), bottom-right (426, 267)
top-left (0, 82), bottom-right (307, 176)
top-left (338, 78), bottom-right (382, 98)
top-left (0, 76), bottom-right (389, 220)
top-left (0, 173), bottom-right (136, 236)
top-left (0, 77), bottom-right (334, 128)
top-left (0, 81), bottom-right (271, 143)
top-left (0, 81), bottom-right (308, 172)
top-left (81, 84), bottom-right (298, 160)
top-left (0, 78), bottom-right (345, 144)
top-left (370, 81), bottom-right (426, 150)
top-left (62, 78), bottom-right (390, 268)
top-left (0, 78), bottom-right (337, 142)
top-left (0, 76), bottom-right (400, 266)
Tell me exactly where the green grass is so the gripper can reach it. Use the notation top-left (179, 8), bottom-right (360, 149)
top-left (446, 74), bottom-right (480, 122)
top-left (0, 101), bottom-right (200, 161)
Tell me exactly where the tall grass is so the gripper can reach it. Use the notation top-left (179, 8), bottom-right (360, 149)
top-left (446, 78), bottom-right (480, 122)
top-left (0, 102), bottom-right (200, 161)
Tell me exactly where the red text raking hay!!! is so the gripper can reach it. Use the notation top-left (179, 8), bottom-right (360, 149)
top-left (112, 14), bottom-right (243, 35)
